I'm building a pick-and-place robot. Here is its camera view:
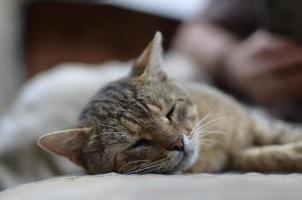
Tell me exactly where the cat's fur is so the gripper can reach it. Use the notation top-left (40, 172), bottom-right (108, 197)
top-left (39, 32), bottom-right (302, 174)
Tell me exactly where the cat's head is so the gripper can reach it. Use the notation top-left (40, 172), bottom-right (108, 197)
top-left (38, 32), bottom-right (200, 174)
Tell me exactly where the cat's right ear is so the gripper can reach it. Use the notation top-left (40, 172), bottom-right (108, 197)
top-left (130, 31), bottom-right (167, 81)
top-left (38, 127), bottom-right (91, 166)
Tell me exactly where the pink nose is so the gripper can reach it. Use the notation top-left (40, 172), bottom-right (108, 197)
top-left (169, 136), bottom-right (184, 151)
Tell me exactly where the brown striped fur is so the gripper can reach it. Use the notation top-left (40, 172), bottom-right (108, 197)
top-left (38, 32), bottom-right (302, 174)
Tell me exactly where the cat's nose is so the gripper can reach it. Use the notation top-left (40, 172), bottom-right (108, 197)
top-left (169, 136), bottom-right (184, 151)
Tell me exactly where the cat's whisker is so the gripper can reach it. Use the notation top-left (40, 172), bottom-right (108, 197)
top-left (194, 124), bottom-right (227, 138)
top-left (137, 160), bottom-right (166, 174)
top-left (124, 161), bottom-right (154, 174)
top-left (197, 122), bottom-right (225, 132)
top-left (193, 130), bottom-right (228, 145)
top-left (188, 112), bottom-right (216, 138)
top-left (156, 160), bottom-right (167, 173)
top-left (118, 159), bottom-right (151, 173)
top-left (200, 110), bottom-right (216, 122)
top-left (203, 115), bottom-right (235, 129)
top-left (125, 161), bottom-right (155, 174)
top-left (199, 138), bottom-right (226, 146)
top-left (140, 164), bottom-right (164, 174)
top-left (191, 118), bottom-right (207, 131)
top-left (127, 158), bottom-right (165, 174)
top-left (191, 111), bottom-right (215, 131)
top-left (193, 121), bottom-right (224, 136)
top-left (190, 117), bottom-right (227, 141)
top-left (139, 158), bottom-right (165, 171)
top-left (199, 130), bottom-right (228, 138)
top-left (137, 164), bottom-right (161, 174)
top-left (195, 117), bottom-right (227, 131)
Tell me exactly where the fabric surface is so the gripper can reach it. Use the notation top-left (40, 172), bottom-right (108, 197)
top-left (1, 173), bottom-right (301, 200)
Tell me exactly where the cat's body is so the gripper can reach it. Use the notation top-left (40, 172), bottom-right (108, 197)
top-left (39, 32), bottom-right (302, 174)
top-left (185, 83), bottom-right (302, 173)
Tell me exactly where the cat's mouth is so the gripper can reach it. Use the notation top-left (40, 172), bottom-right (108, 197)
top-left (123, 147), bottom-right (196, 175)
top-left (168, 143), bottom-right (197, 174)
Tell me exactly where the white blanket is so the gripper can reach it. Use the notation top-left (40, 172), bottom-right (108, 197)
top-left (1, 173), bottom-right (301, 200)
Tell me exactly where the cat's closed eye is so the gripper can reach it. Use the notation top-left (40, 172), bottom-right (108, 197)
top-left (131, 139), bottom-right (153, 149)
top-left (165, 104), bottom-right (176, 121)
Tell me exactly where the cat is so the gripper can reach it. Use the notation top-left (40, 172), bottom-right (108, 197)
top-left (38, 32), bottom-right (302, 174)
top-left (0, 49), bottom-right (201, 188)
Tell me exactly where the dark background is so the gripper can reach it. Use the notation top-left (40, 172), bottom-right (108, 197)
top-left (25, 2), bottom-right (179, 77)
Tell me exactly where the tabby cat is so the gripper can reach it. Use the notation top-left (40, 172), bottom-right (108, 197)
top-left (38, 32), bottom-right (302, 174)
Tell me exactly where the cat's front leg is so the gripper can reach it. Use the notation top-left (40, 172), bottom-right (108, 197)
top-left (250, 110), bottom-right (302, 145)
top-left (229, 142), bottom-right (302, 172)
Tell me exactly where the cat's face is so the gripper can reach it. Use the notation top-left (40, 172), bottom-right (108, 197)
top-left (79, 76), bottom-right (200, 174)
top-left (38, 32), bottom-right (200, 174)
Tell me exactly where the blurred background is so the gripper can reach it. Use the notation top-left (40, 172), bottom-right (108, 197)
top-left (0, 0), bottom-right (209, 114)
top-left (3, 0), bottom-right (302, 124)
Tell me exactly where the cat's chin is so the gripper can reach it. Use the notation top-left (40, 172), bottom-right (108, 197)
top-left (176, 136), bottom-right (200, 173)
top-left (169, 146), bottom-right (199, 174)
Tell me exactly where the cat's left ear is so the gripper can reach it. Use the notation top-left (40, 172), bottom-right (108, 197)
top-left (130, 31), bottom-right (167, 81)
top-left (38, 127), bottom-right (91, 166)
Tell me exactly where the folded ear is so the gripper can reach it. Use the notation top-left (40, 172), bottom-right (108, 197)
top-left (130, 31), bottom-right (167, 81)
top-left (38, 127), bottom-right (91, 166)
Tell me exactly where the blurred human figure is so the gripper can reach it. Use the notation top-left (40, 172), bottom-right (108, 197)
top-left (173, 0), bottom-right (302, 122)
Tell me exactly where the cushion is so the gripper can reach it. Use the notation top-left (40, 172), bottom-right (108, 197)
top-left (1, 173), bottom-right (301, 200)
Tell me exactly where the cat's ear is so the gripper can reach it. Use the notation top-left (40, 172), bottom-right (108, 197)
top-left (130, 31), bottom-right (167, 81)
top-left (38, 127), bottom-right (91, 166)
